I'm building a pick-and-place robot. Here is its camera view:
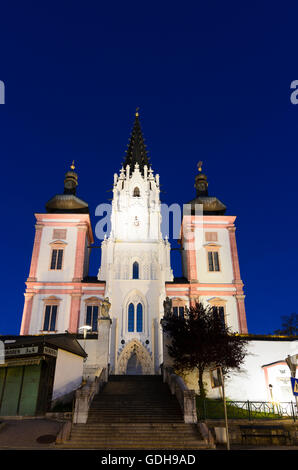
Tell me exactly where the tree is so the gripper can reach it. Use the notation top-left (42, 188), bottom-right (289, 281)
top-left (162, 302), bottom-right (248, 398)
top-left (274, 313), bottom-right (298, 336)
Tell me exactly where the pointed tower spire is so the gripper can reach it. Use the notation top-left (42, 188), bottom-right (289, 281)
top-left (122, 108), bottom-right (151, 174)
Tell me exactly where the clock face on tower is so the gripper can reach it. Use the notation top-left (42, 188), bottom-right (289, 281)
top-left (198, 183), bottom-right (206, 192)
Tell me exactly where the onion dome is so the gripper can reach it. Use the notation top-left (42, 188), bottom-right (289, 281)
top-left (45, 161), bottom-right (89, 214)
top-left (186, 161), bottom-right (227, 215)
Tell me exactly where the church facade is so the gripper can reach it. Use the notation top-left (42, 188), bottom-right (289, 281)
top-left (20, 111), bottom-right (248, 377)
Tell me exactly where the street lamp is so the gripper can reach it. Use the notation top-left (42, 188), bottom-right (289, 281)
top-left (78, 325), bottom-right (92, 358)
top-left (218, 366), bottom-right (230, 450)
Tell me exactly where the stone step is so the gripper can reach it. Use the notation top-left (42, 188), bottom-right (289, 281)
top-left (71, 429), bottom-right (200, 436)
top-left (58, 443), bottom-right (207, 449)
top-left (66, 439), bottom-right (206, 449)
top-left (73, 423), bottom-right (194, 428)
top-left (63, 375), bottom-right (207, 449)
top-left (109, 375), bottom-right (162, 380)
top-left (87, 418), bottom-right (183, 423)
top-left (71, 432), bottom-right (200, 438)
top-left (70, 435), bottom-right (202, 442)
top-left (89, 408), bottom-right (182, 413)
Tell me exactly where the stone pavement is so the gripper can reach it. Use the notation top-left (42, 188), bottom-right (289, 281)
top-left (0, 418), bottom-right (63, 449)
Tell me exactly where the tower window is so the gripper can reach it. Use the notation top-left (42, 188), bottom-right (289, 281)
top-left (86, 305), bottom-right (99, 332)
top-left (173, 306), bottom-right (185, 318)
top-left (133, 261), bottom-right (139, 279)
top-left (133, 187), bottom-right (140, 197)
top-left (128, 303), bottom-right (135, 332)
top-left (172, 298), bottom-right (187, 319)
top-left (50, 248), bottom-right (64, 270)
top-left (212, 306), bottom-right (225, 325)
top-left (207, 251), bottom-right (220, 272)
top-left (43, 305), bottom-right (57, 332)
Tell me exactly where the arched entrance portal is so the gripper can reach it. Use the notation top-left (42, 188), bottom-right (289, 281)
top-left (126, 352), bottom-right (142, 375)
top-left (116, 340), bottom-right (154, 375)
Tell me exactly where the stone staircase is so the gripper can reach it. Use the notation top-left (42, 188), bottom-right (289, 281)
top-left (58, 375), bottom-right (209, 449)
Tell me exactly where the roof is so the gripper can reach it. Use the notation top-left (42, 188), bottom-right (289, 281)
top-left (165, 277), bottom-right (190, 284)
top-left (45, 166), bottom-right (89, 214)
top-left (122, 112), bottom-right (151, 174)
top-left (82, 276), bottom-right (106, 284)
top-left (186, 195), bottom-right (227, 215)
top-left (237, 333), bottom-right (298, 342)
top-left (0, 333), bottom-right (87, 358)
top-left (46, 194), bottom-right (89, 214)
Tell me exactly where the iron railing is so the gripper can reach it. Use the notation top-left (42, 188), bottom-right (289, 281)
top-left (197, 399), bottom-right (297, 422)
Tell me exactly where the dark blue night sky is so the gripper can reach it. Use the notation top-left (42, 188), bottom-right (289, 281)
top-left (0, 1), bottom-right (298, 335)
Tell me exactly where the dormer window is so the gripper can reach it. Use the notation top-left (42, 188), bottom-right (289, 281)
top-left (133, 187), bottom-right (140, 197)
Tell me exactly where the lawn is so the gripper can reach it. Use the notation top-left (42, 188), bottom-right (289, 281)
top-left (196, 397), bottom-right (286, 420)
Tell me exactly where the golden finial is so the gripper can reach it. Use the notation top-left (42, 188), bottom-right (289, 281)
top-left (135, 107), bottom-right (139, 117)
top-left (70, 160), bottom-right (75, 171)
top-left (197, 161), bottom-right (203, 172)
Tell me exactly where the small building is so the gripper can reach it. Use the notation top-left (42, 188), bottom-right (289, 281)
top-left (0, 333), bottom-right (86, 417)
top-left (180, 334), bottom-right (298, 402)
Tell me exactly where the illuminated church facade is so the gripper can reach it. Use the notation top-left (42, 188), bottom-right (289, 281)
top-left (20, 111), bottom-right (249, 378)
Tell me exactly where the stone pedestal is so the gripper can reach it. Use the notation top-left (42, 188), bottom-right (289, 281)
top-left (160, 318), bottom-right (174, 374)
top-left (96, 317), bottom-right (112, 376)
top-left (81, 317), bottom-right (112, 382)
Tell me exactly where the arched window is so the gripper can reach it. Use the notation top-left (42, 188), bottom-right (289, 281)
top-left (127, 302), bottom-right (143, 332)
top-left (133, 261), bottom-right (139, 279)
top-left (133, 187), bottom-right (140, 197)
top-left (128, 303), bottom-right (135, 332)
top-left (136, 303), bottom-right (143, 332)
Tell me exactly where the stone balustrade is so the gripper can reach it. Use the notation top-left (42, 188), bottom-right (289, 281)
top-left (163, 366), bottom-right (197, 424)
top-left (72, 367), bottom-right (107, 424)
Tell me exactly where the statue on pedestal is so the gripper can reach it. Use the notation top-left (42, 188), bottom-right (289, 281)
top-left (163, 296), bottom-right (172, 318)
top-left (99, 297), bottom-right (111, 318)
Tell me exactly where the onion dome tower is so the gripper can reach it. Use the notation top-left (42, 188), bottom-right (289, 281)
top-left (45, 161), bottom-right (89, 213)
top-left (187, 161), bottom-right (227, 215)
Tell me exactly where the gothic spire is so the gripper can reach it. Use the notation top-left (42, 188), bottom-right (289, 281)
top-left (122, 109), bottom-right (151, 174)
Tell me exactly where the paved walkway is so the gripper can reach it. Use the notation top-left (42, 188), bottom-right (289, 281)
top-left (0, 418), bottom-right (63, 449)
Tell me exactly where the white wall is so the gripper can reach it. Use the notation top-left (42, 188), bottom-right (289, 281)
top-left (36, 225), bottom-right (78, 282)
top-left (208, 339), bottom-right (298, 401)
top-left (52, 348), bottom-right (83, 401)
top-left (194, 227), bottom-right (234, 284)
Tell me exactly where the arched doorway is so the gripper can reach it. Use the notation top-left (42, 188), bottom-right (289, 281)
top-left (116, 340), bottom-right (154, 375)
top-left (126, 352), bottom-right (142, 375)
